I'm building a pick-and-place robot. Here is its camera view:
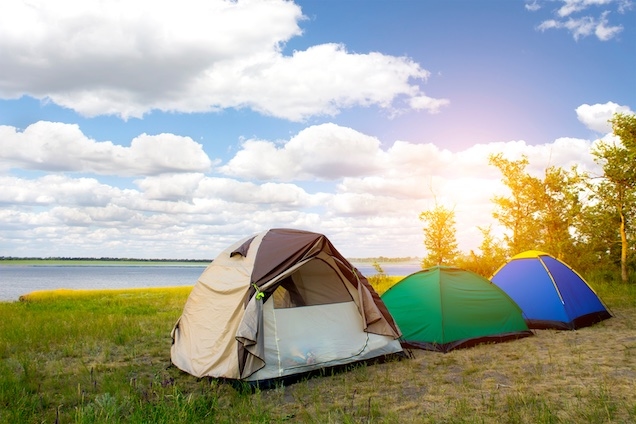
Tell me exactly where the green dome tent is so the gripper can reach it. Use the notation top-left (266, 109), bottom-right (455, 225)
top-left (381, 266), bottom-right (532, 353)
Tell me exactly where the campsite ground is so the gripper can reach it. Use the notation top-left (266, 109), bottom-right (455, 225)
top-left (0, 280), bottom-right (634, 423)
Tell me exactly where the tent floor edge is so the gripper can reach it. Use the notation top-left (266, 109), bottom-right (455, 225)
top-left (401, 331), bottom-right (534, 354)
top-left (527, 312), bottom-right (612, 330)
top-left (224, 352), bottom-right (408, 391)
top-left (527, 319), bottom-right (573, 330)
top-left (446, 331), bottom-right (534, 352)
top-left (570, 310), bottom-right (613, 330)
top-left (401, 341), bottom-right (450, 353)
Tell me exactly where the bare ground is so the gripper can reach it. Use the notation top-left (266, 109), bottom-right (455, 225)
top-left (258, 307), bottom-right (636, 423)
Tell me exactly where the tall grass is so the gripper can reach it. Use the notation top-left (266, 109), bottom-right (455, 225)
top-left (367, 275), bottom-right (402, 295)
top-left (1, 282), bottom-right (635, 423)
top-left (584, 270), bottom-right (636, 309)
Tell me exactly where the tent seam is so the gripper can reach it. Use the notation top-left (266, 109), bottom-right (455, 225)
top-left (538, 256), bottom-right (565, 306)
top-left (271, 304), bottom-right (283, 378)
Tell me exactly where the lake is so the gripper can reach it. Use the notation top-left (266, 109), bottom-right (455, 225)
top-left (0, 262), bottom-right (421, 302)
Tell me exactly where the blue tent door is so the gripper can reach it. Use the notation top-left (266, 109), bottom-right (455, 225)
top-left (540, 256), bottom-right (608, 324)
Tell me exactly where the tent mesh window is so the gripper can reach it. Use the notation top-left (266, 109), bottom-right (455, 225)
top-left (272, 258), bottom-right (353, 309)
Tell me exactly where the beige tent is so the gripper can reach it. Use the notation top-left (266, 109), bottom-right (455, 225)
top-left (171, 228), bottom-right (403, 383)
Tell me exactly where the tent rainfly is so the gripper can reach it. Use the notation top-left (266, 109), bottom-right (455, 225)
top-left (490, 250), bottom-right (612, 330)
top-left (381, 266), bottom-right (532, 353)
top-left (170, 228), bottom-right (403, 385)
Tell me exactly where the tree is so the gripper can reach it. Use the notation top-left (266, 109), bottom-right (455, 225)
top-left (610, 112), bottom-right (636, 155)
top-left (489, 154), bottom-right (542, 255)
top-left (489, 154), bottom-right (583, 261)
top-left (576, 184), bottom-right (626, 271)
top-left (456, 225), bottom-right (507, 277)
top-left (419, 203), bottom-right (459, 267)
top-left (537, 165), bottom-right (584, 261)
top-left (588, 112), bottom-right (636, 283)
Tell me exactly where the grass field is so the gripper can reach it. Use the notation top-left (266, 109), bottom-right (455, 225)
top-left (0, 278), bottom-right (635, 423)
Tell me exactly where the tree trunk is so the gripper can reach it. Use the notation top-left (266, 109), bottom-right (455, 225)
top-left (620, 210), bottom-right (628, 283)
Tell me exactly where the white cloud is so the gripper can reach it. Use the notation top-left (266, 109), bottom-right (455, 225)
top-left (0, 122), bottom-right (214, 175)
top-left (0, 119), bottom-right (607, 259)
top-left (533, 0), bottom-right (628, 40)
top-left (557, 0), bottom-right (615, 17)
top-left (0, 0), bottom-right (441, 121)
top-left (594, 11), bottom-right (626, 39)
top-left (561, 16), bottom-right (599, 39)
top-left (216, 43), bottom-right (432, 120)
top-left (338, 175), bottom-right (434, 200)
top-left (0, 174), bottom-right (126, 206)
top-left (576, 102), bottom-right (634, 133)
top-left (408, 94), bottom-right (450, 114)
top-left (195, 178), bottom-right (318, 209)
top-left (135, 173), bottom-right (206, 202)
top-left (327, 192), bottom-right (415, 217)
top-left (329, 133), bottom-right (599, 251)
top-left (537, 14), bottom-right (623, 40)
top-left (219, 123), bottom-right (383, 181)
top-left (127, 134), bottom-right (216, 174)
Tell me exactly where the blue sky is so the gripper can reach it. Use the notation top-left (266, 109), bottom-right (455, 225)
top-left (1, 0), bottom-right (634, 259)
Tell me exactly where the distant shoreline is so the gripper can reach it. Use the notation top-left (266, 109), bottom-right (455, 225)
top-left (0, 258), bottom-right (211, 267)
top-left (1, 257), bottom-right (420, 267)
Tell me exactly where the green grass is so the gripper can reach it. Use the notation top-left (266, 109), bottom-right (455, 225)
top-left (1, 279), bottom-right (635, 423)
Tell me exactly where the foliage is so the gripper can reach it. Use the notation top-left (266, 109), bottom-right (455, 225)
top-left (585, 112), bottom-right (636, 282)
top-left (456, 225), bottom-right (507, 277)
top-left (372, 260), bottom-right (385, 276)
top-left (348, 256), bottom-right (419, 263)
top-left (365, 261), bottom-right (404, 295)
top-left (572, 199), bottom-right (622, 270)
top-left (488, 154), bottom-right (585, 262)
top-left (488, 153), bottom-right (542, 255)
top-left (610, 112), bottom-right (636, 154)
top-left (367, 274), bottom-right (402, 296)
top-left (482, 113), bottom-right (635, 280)
top-left (538, 165), bottom-right (585, 262)
top-left (419, 203), bottom-right (460, 267)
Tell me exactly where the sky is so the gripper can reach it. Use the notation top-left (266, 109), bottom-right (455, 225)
top-left (0, 0), bottom-right (635, 260)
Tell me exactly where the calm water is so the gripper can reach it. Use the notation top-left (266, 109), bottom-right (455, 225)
top-left (0, 263), bottom-right (421, 302)
top-left (0, 265), bottom-right (206, 302)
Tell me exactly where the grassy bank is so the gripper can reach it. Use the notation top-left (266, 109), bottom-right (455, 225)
top-left (1, 280), bottom-right (635, 423)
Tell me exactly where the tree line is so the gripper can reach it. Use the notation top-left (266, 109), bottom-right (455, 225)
top-left (348, 256), bottom-right (419, 263)
top-left (420, 112), bottom-right (636, 283)
top-left (0, 257), bottom-right (211, 263)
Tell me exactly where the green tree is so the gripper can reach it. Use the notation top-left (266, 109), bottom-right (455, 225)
top-left (576, 187), bottom-right (625, 272)
top-left (611, 112), bottom-right (636, 154)
top-left (456, 225), bottom-right (507, 277)
top-left (489, 153), bottom-right (542, 255)
top-left (537, 165), bottom-right (584, 261)
top-left (588, 112), bottom-right (636, 283)
top-left (489, 154), bottom-right (583, 261)
top-left (419, 203), bottom-right (459, 267)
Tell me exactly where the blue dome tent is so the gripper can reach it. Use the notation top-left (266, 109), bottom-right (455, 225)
top-left (490, 251), bottom-right (612, 330)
